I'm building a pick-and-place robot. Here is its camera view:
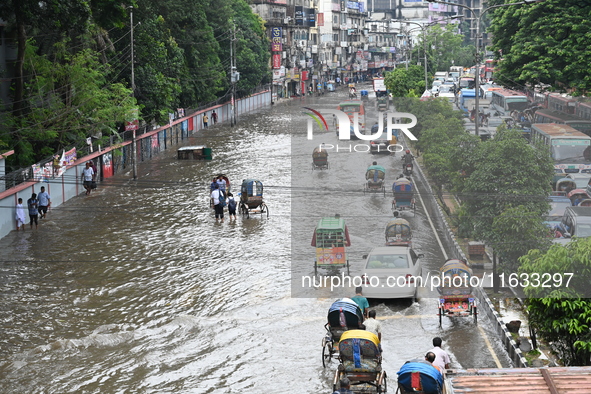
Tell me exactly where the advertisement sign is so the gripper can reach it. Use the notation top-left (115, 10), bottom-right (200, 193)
top-left (102, 151), bottom-right (114, 178)
top-left (316, 247), bottom-right (346, 266)
top-left (295, 6), bottom-right (304, 25)
top-left (273, 54), bottom-right (281, 69)
top-left (271, 27), bottom-right (282, 51)
top-left (318, 13), bottom-right (324, 26)
top-left (125, 108), bottom-right (139, 131)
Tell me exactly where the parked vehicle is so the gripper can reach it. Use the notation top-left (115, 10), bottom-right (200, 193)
top-left (557, 206), bottom-right (591, 238)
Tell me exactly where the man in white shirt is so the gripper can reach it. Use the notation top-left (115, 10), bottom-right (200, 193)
top-left (364, 310), bottom-right (382, 342)
top-left (82, 161), bottom-right (95, 195)
top-left (430, 337), bottom-right (451, 371)
top-left (210, 184), bottom-right (225, 223)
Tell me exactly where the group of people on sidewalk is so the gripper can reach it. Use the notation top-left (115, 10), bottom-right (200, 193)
top-left (203, 110), bottom-right (218, 128)
top-left (15, 186), bottom-right (51, 230)
top-left (15, 160), bottom-right (97, 231)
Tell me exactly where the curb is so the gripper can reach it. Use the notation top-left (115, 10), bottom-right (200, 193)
top-left (413, 155), bottom-right (528, 368)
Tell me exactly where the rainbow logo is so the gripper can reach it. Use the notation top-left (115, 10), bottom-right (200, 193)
top-left (302, 107), bottom-right (329, 131)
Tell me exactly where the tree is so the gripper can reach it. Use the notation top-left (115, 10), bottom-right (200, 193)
top-left (489, 205), bottom-right (551, 272)
top-left (412, 24), bottom-right (475, 74)
top-left (462, 128), bottom-right (554, 246)
top-left (489, 0), bottom-right (591, 92)
top-left (519, 238), bottom-right (591, 365)
top-left (384, 65), bottom-right (426, 97)
top-left (3, 40), bottom-right (136, 165)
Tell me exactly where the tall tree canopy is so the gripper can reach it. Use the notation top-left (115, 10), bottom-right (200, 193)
top-left (488, 0), bottom-right (591, 92)
top-left (0, 0), bottom-right (271, 167)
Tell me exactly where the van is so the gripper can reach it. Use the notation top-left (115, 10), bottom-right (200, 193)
top-left (558, 206), bottom-right (591, 238)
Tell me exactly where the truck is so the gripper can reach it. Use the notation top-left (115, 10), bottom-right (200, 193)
top-left (373, 78), bottom-right (389, 111)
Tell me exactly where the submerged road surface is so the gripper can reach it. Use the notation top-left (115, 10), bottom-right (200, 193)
top-left (0, 87), bottom-right (511, 393)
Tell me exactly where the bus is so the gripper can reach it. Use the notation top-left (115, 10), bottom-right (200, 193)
top-left (530, 123), bottom-right (591, 173)
top-left (490, 89), bottom-right (529, 115)
top-left (338, 100), bottom-right (366, 134)
top-left (459, 74), bottom-right (475, 89)
top-left (533, 109), bottom-right (591, 136)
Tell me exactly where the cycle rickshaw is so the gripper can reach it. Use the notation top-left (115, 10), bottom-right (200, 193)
top-left (312, 146), bottom-right (329, 170)
top-left (322, 298), bottom-right (364, 368)
top-left (396, 361), bottom-right (444, 394)
top-left (385, 218), bottom-right (412, 246)
top-left (437, 259), bottom-right (477, 327)
top-left (392, 177), bottom-right (416, 214)
top-left (312, 215), bottom-right (351, 276)
top-left (365, 164), bottom-right (386, 196)
top-left (239, 179), bottom-right (269, 218)
top-left (332, 330), bottom-right (387, 393)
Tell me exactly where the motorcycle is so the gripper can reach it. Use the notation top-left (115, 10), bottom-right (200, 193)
top-left (403, 163), bottom-right (413, 177)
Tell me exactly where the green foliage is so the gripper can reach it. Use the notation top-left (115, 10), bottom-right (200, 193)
top-left (2, 40), bottom-right (136, 166)
top-left (489, 205), bottom-right (552, 272)
top-left (412, 24), bottom-right (475, 75)
top-left (462, 128), bottom-right (554, 246)
top-left (384, 65), bottom-right (426, 97)
top-left (0, 0), bottom-right (271, 166)
top-left (489, 0), bottom-right (591, 92)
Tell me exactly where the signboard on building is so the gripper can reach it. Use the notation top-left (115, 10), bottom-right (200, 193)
top-left (295, 6), bottom-right (304, 25)
top-left (307, 8), bottom-right (315, 26)
top-left (273, 54), bottom-right (281, 69)
top-left (271, 27), bottom-right (282, 51)
top-left (317, 13), bottom-right (324, 26)
top-left (346, 1), bottom-right (359, 10)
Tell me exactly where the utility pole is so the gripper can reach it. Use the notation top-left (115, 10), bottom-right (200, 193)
top-left (129, 6), bottom-right (137, 180)
top-left (230, 23), bottom-right (239, 127)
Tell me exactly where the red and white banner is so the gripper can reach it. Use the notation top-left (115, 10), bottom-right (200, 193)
top-left (273, 54), bottom-right (281, 69)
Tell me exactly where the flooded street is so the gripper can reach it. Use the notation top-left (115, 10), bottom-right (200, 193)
top-left (0, 88), bottom-right (511, 393)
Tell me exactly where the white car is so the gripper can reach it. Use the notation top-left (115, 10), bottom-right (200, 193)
top-left (361, 246), bottom-right (423, 300)
top-left (438, 85), bottom-right (456, 101)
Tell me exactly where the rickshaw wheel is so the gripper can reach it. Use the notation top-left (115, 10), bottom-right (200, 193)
top-left (314, 261), bottom-right (318, 276)
top-left (438, 307), bottom-right (443, 327)
top-left (382, 187), bottom-right (386, 197)
top-left (312, 163), bottom-right (315, 171)
top-left (346, 260), bottom-right (350, 276)
top-left (473, 306), bottom-right (478, 324)
top-left (377, 371), bottom-right (387, 393)
top-left (322, 341), bottom-right (333, 368)
top-left (260, 203), bottom-right (269, 218)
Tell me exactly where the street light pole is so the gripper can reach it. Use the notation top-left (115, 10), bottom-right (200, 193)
top-left (426, 0), bottom-right (543, 137)
top-left (129, 6), bottom-right (137, 180)
top-left (405, 22), bottom-right (428, 92)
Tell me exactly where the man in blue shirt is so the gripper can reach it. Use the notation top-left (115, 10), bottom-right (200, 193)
top-left (351, 286), bottom-right (369, 318)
